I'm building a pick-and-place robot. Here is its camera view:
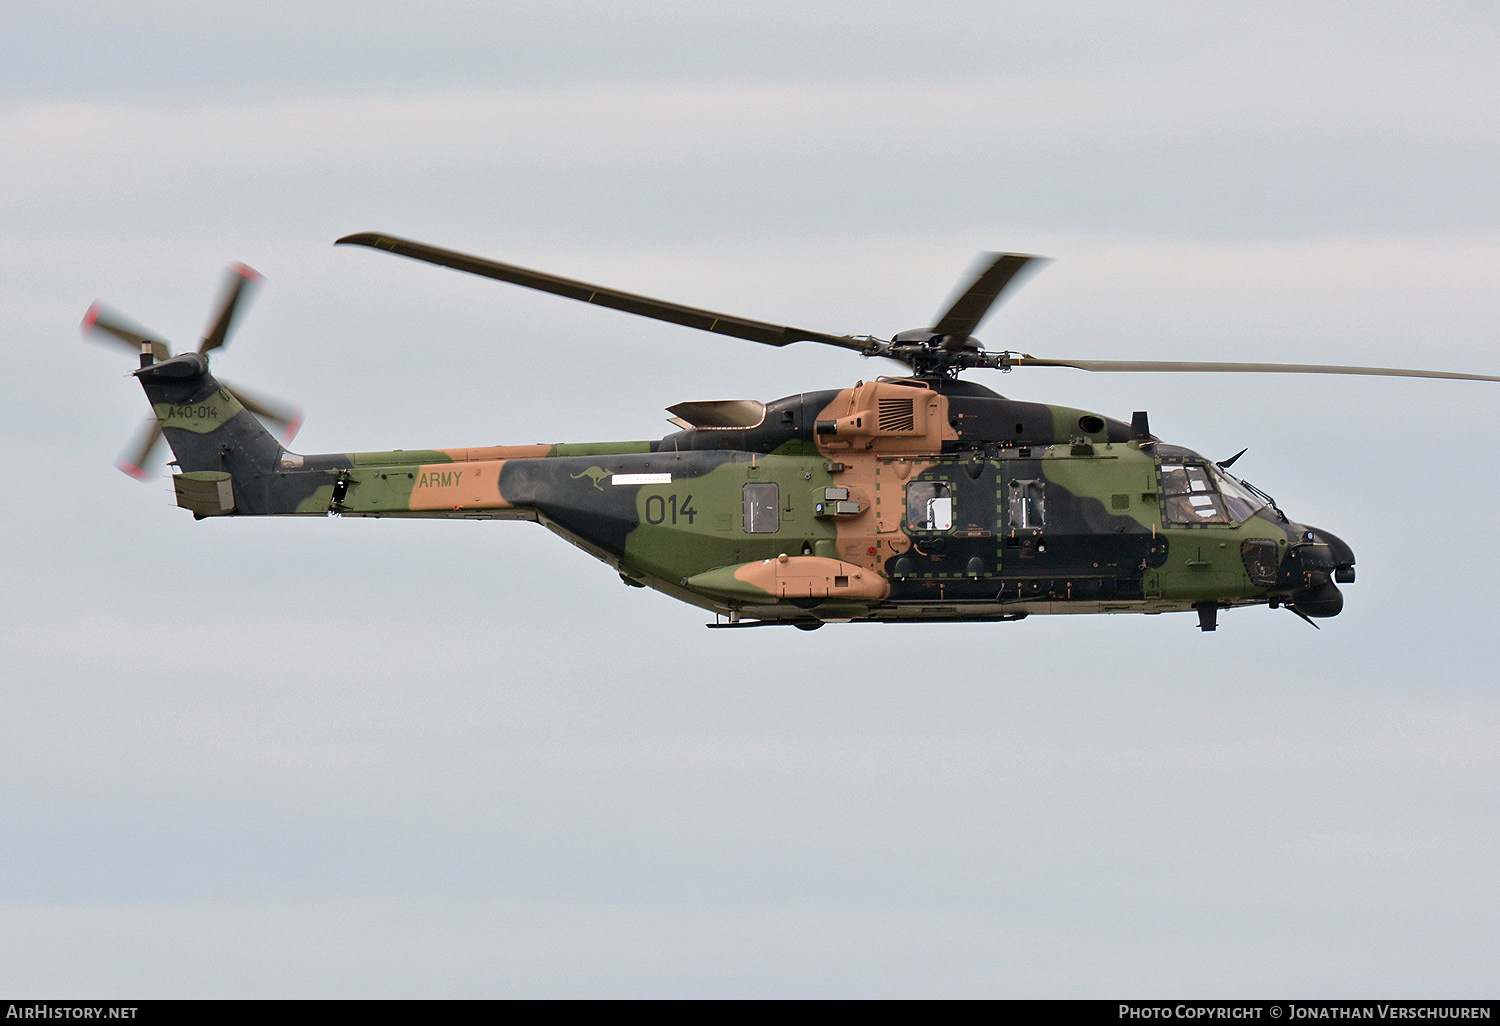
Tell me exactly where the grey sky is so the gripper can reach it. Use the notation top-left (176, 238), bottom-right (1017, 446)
top-left (2, 2), bottom-right (1498, 997)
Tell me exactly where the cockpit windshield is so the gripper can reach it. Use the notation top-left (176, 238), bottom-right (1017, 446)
top-left (1159, 458), bottom-right (1266, 524)
top-left (1214, 466), bottom-right (1268, 522)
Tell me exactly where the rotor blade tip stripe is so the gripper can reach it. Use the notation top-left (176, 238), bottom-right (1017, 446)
top-left (81, 302), bottom-right (101, 333)
top-left (115, 460), bottom-right (149, 480)
top-left (232, 262), bottom-right (263, 283)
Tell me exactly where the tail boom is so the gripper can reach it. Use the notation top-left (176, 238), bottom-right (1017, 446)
top-left (135, 355), bottom-right (572, 520)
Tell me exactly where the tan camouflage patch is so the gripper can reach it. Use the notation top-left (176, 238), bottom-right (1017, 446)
top-left (437, 444), bottom-right (552, 462)
top-left (819, 456), bottom-right (912, 572)
top-left (813, 380), bottom-right (958, 457)
top-left (409, 460), bottom-right (513, 510)
top-left (731, 554), bottom-right (889, 602)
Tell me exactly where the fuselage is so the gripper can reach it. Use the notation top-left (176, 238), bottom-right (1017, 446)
top-left (145, 365), bottom-right (1352, 629)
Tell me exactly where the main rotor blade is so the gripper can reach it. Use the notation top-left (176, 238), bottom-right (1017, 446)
top-left (199, 263), bottom-right (262, 355)
top-left (116, 417), bottom-right (163, 480)
top-left (82, 303), bottom-right (172, 362)
top-left (336, 232), bottom-right (869, 354)
top-left (932, 253), bottom-right (1045, 340)
top-left (1003, 356), bottom-right (1500, 382)
top-left (222, 379), bottom-right (303, 442)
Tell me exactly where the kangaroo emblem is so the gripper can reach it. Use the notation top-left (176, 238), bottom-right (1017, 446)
top-left (570, 466), bottom-right (613, 490)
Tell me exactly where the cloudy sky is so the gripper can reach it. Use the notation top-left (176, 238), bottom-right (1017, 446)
top-left (3, 1), bottom-right (1498, 997)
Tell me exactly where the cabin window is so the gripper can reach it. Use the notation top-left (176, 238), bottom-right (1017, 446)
top-left (743, 482), bottom-right (780, 533)
top-left (906, 480), bottom-right (954, 532)
top-left (1160, 461), bottom-right (1229, 524)
top-left (1006, 478), bottom-right (1046, 530)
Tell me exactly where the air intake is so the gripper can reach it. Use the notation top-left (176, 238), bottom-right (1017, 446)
top-left (877, 397), bottom-right (916, 432)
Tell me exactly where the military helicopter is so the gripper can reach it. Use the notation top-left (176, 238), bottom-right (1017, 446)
top-left (84, 233), bottom-right (1500, 632)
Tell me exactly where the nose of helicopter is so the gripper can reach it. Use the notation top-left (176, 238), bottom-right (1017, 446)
top-left (1286, 525), bottom-right (1357, 618)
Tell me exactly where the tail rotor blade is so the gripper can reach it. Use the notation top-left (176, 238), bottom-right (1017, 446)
top-left (82, 303), bottom-right (172, 362)
top-left (223, 379), bottom-right (302, 442)
top-left (199, 263), bottom-right (262, 356)
top-left (116, 418), bottom-right (164, 480)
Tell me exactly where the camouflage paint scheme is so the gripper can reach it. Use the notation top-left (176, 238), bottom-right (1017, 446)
top-left (136, 353), bottom-right (1355, 630)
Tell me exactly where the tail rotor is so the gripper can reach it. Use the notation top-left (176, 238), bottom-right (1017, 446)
top-left (83, 263), bottom-right (302, 478)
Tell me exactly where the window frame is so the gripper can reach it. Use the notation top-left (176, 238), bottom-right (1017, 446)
top-left (742, 481), bottom-right (780, 534)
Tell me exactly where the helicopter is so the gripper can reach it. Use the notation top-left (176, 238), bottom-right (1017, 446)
top-left (83, 233), bottom-right (1500, 632)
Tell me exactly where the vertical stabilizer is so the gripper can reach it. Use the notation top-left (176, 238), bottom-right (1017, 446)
top-left (135, 353), bottom-right (286, 515)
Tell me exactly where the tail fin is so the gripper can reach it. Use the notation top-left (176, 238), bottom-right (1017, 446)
top-left (135, 353), bottom-right (286, 516)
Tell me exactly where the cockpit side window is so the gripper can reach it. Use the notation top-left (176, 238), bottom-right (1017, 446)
top-left (1160, 461), bottom-right (1229, 524)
